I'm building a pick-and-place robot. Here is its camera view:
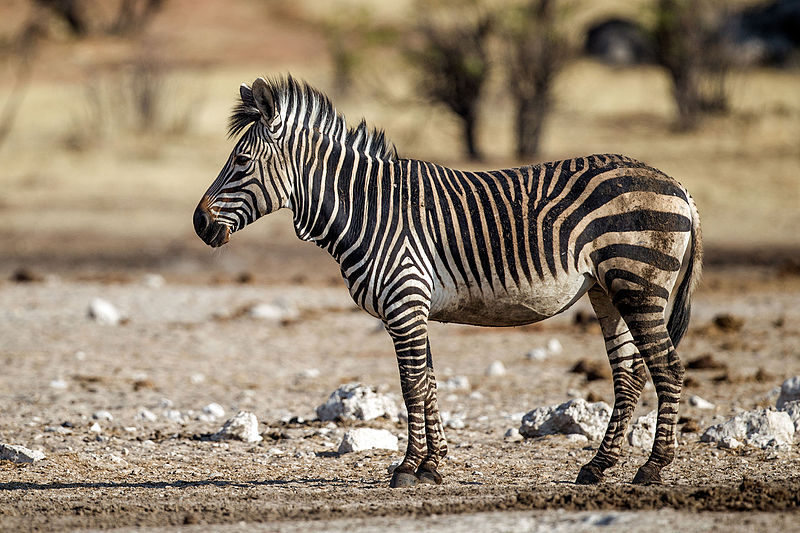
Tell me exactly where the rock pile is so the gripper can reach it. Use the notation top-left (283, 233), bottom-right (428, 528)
top-left (519, 398), bottom-right (611, 441)
top-left (316, 384), bottom-right (400, 422)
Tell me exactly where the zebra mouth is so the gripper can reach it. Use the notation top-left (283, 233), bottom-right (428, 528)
top-left (206, 223), bottom-right (231, 248)
top-left (193, 204), bottom-right (231, 248)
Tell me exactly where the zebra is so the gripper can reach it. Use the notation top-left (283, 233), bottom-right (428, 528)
top-left (193, 75), bottom-right (702, 488)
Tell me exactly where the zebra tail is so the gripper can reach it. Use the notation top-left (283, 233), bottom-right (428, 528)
top-left (667, 198), bottom-right (703, 349)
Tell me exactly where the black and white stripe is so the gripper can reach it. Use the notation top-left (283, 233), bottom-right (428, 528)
top-left (194, 76), bottom-right (702, 487)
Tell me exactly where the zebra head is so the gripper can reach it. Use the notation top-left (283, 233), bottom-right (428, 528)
top-left (193, 78), bottom-right (291, 247)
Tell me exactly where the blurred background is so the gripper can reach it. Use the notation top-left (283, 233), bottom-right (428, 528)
top-left (0, 0), bottom-right (798, 285)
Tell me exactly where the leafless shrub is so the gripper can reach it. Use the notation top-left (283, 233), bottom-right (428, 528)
top-left (502, 0), bottom-right (571, 159)
top-left (407, 1), bottom-right (492, 160)
top-left (655, 0), bottom-right (733, 131)
top-left (34, 0), bottom-right (166, 37)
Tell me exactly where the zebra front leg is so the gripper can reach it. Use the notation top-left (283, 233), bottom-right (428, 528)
top-left (577, 286), bottom-right (647, 484)
top-left (385, 314), bottom-right (432, 488)
top-left (416, 340), bottom-right (447, 485)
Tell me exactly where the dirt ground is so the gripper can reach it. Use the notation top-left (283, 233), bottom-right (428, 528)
top-left (1, 258), bottom-right (799, 531)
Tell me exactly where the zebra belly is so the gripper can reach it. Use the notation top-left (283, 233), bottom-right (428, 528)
top-left (428, 274), bottom-right (593, 327)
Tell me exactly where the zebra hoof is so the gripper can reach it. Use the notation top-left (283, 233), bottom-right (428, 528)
top-left (575, 464), bottom-right (604, 485)
top-left (416, 468), bottom-right (443, 485)
top-left (389, 470), bottom-right (419, 488)
top-left (632, 464), bottom-right (663, 485)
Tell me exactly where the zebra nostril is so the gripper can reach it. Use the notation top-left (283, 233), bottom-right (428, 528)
top-left (193, 206), bottom-right (211, 237)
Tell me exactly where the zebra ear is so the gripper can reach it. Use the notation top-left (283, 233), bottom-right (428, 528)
top-left (251, 77), bottom-right (276, 120)
top-left (239, 83), bottom-right (253, 105)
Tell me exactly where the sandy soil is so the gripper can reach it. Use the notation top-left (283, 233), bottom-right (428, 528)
top-left (1, 267), bottom-right (799, 531)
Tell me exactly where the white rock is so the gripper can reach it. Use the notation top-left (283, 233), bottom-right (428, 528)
top-left (701, 409), bottom-right (795, 449)
top-left (137, 409), bottom-right (158, 422)
top-left (92, 410), bottom-right (113, 421)
top-left (779, 400), bottom-right (800, 434)
top-left (565, 433), bottom-right (589, 444)
top-left (299, 368), bottom-right (321, 379)
top-left (519, 398), bottom-right (611, 441)
top-left (627, 410), bottom-right (657, 449)
top-left (213, 411), bottom-right (263, 443)
top-left (164, 409), bottom-right (186, 424)
top-left (689, 395), bottom-right (716, 410)
top-left (49, 379), bottom-right (68, 390)
top-left (89, 422), bottom-right (102, 433)
top-left (439, 376), bottom-right (470, 391)
top-left (504, 428), bottom-right (523, 442)
top-left (190, 373), bottom-right (206, 384)
top-left (203, 403), bottom-right (226, 419)
top-left (547, 338), bottom-right (563, 355)
top-left (0, 443), bottom-right (45, 463)
top-left (88, 298), bottom-right (122, 325)
top-left (525, 348), bottom-right (548, 361)
top-left (248, 301), bottom-right (299, 322)
top-left (337, 428), bottom-right (398, 453)
top-left (485, 361), bottom-right (506, 377)
top-left (777, 376), bottom-right (800, 409)
top-left (316, 383), bottom-right (400, 422)
top-left (718, 435), bottom-right (742, 449)
top-left (142, 273), bottom-right (165, 288)
top-left (441, 411), bottom-right (466, 429)
top-left (387, 458), bottom-right (402, 474)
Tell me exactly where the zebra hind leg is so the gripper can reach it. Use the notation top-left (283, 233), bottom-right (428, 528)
top-left (576, 285), bottom-right (648, 484)
top-left (616, 290), bottom-right (684, 485)
top-left (385, 314), bottom-right (434, 488)
top-left (415, 340), bottom-right (447, 485)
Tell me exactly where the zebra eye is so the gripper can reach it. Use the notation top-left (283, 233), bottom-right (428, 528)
top-left (234, 154), bottom-right (251, 167)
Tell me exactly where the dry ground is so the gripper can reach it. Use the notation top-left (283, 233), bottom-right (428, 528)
top-left (0, 268), bottom-right (799, 531)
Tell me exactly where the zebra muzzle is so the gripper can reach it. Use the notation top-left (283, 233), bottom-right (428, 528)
top-left (193, 204), bottom-right (231, 248)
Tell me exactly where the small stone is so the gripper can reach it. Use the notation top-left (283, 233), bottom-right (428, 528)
top-left (525, 348), bottom-right (548, 361)
top-left (547, 338), bottom-right (563, 355)
top-left (299, 368), bottom-right (320, 379)
top-left (485, 361), bottom-right (506, 377)
top-left (164, 409), bottom-right (186, 424)
top-left (520, 398), bottom-right (611, 441)
top-left (387, 459), bottom-right (402, 474)
top-left (142, 273), bottom-right (165, 288)
top-left (570, 359), bottom-right (611, 381)
top-left (688, 395), bottom-right (716, 410)
top-left (203, 403), bottom-right (226, 419)
top-left (49, 379), bottom-right (68, 390)
top-left (777, 376), bottom-right (800, 409)
top-left (137, 409), bottom-right (158, 422)
top-left (627, 410), bottom-right (657, 449)
top-left (89, 422), bottom-right (102, 433)
top-left (337, 428), bottom-right (398, 453)
top-left (0, 443), bottom-right (45, 463)
top-left (504, 428), bottom-right (523, 442)
top-left (442, 411), bottom-right (466, 429)
top-left (718, 436), bottom-right (742, 449)
top-left (88, 298), bottom-right (122, 325)
top-left (565, 433), bottom-right (589, 444)
top-left (213, 411), bottom-right (263, 443)
top-left (190, 373), bottom-right (206, 384)
top-left (440, 376), bottom-right (470, 391)
top-left (92, 410), bottom-right (113, 421)
top-left (247, 301), bottom-right (299, 322)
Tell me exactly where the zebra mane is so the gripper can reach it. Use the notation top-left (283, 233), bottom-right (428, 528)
top-left (229, 75), bottom-right (398, 162)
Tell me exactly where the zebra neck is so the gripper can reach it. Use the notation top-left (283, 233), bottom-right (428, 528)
top-left (290, 139), bottom-right (397, 263)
